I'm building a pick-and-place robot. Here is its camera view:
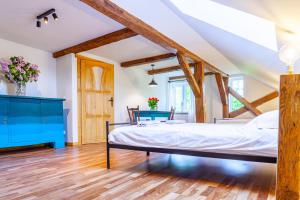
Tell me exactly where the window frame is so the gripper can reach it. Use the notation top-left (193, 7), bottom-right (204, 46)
top-left (229, 75), bottom-right (244, 112)
top-left (168, 80), bottom-right (193, 113)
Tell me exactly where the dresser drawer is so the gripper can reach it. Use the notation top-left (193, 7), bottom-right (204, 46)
top-left (9, 98), bottom-right (42, 143)
top-left (0, 98), bottom-right (8, 146)
top-left (0, 95), bottom-right (65, 149)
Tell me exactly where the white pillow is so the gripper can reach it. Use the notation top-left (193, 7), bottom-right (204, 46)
top-left (244, 110), bottom-right (279, 129)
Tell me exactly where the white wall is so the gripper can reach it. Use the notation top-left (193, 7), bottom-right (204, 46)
top-left (0, 38), bottom-right (57, 97)
top-left (56, 54), bottom-right (77, 142)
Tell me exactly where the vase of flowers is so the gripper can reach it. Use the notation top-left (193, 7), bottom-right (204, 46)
top-left (148, 97), bottom-right (159, 110)
top-left (0, 56), bottom-right (40, 96)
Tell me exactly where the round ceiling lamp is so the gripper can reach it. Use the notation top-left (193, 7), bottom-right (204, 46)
top-left (279, 42), bottom-right (300, 74)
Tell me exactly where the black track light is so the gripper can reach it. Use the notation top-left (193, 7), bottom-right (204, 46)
top-left (36, 8), bottom-right (58, 28)
top-left (36, 20), bottom-right (41, 28)
top-left (44, 17), bottom-right (48, 24)
top-left (52, 13), bottom-right (58, 20)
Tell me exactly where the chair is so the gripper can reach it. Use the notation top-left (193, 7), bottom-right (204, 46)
top-left (169, 107), bottom-right (175, 120)
top-left (127, 106), bottom-right (140, 124)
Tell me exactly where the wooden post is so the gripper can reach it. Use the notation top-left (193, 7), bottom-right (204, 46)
top-left (215, 73), bottom-right (229, 118)
top-left (194, 62), bottom-right (205, 123)
top-left (276, 74), bottom-right (300, 200)
top-left (222, 76), bottom-right (229, 118)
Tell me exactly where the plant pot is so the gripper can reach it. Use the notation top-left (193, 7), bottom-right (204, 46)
top-left (149, 106), bottom-right (157, 111)
top-left (15, 83), bottom-right (26, 96)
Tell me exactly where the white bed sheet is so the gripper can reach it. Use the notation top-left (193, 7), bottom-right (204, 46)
top-left (108, 123), bottom-right (278, 157)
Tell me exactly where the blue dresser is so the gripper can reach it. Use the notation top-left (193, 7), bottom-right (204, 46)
top-left (0, 95), bottom-right (65, 149)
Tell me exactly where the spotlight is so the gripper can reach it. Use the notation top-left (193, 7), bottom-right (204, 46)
top-left (36, 8), bottom-right (57, 28)
top-left (44, 17), bottom-right (48, 24)
top-left (36, 20), bottom-right (41, 28)
top-left (52, 13), bottom-right (58, 20)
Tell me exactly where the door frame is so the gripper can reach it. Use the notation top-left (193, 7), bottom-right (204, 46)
top-left (76, 54), bottom-right (114, 145)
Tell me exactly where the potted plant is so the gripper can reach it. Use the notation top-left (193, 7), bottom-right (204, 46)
top-left (0, 56), bottom-right (40, 96)
top-left (148, 97), bottom-right (159, 110)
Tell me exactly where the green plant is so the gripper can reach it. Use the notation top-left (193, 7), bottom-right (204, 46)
top-left (148, 97), bottom-right (159, 110)
top-left (0, 56), bottom-right (40, 85)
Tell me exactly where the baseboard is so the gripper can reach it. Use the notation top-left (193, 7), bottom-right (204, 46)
top-left (65, 142), bottom-right (79, 146)
top-left (0, 144), bottom-right (47, 153)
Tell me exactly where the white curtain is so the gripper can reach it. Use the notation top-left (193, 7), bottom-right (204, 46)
top-left (167, 80), bottom-right (196, 123)
top-left (188, 94), bottom-right (196, 122)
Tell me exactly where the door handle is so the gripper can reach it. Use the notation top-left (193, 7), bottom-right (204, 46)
top-left (108, 97), bottom-right (114, 107)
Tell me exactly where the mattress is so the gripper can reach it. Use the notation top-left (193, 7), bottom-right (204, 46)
top-left (108, 123), bottom-right (278, 157)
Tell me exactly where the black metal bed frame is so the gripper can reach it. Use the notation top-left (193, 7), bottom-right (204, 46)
top-left (105, 121), bottom-right (277, 169)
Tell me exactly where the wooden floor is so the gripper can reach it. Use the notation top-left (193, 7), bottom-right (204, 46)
top-left (0, 144), bottom-right (276, 200)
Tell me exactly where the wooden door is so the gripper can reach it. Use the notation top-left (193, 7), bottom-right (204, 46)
top-left (78, 56), bottom-right (114, 144)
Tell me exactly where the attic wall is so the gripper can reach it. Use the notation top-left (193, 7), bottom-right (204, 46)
top-left (206, 74), bottom-right (279, 122)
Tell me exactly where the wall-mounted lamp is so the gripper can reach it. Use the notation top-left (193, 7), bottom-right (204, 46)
top-left (279, 43), bottom-right (300, 74)
top-left (36, 8), bottom-right (58, 28)
top-left (149, 64), bottom-right (158, 87)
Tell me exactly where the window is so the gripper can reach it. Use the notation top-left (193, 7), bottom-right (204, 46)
top-left (229, 76), bottom-right (244, 111)
top-left (168, 81), bottom-right (193, 113)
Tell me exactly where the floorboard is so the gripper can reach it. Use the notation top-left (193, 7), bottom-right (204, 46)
top-left (0, 143), bottom-right (276, 200)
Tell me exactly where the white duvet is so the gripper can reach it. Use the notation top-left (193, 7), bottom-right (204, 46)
top-left (109, 122), bottom-right (278, 157)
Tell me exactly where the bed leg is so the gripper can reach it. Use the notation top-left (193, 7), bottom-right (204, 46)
top-left (106, 121), bottom-right (110, 169)
top-left (107, 145), bottom-right (110, 169)
top-left (147, 151), bottom-right (150, 156)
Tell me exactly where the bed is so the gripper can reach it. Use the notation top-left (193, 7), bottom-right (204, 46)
top-left (105, 110), bottom-right (279, 169)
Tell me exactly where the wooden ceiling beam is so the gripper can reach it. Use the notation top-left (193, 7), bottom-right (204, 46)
top-left (177, 53), bottom-right (201, 97)
top-left (148, 64), bottom-right (193, 75)
top-left (229, 91), bottom-right (278, 118)
top-left (168, 72), bottom-right (215, 81)
top-left (80, 0), bottom-right (228, 77)
top-left (53, 28), bottom-right (137, 58)
top-left (121, 53), bottom-right (176, 67)
top-left (228, 87), bottom-right (262, 116)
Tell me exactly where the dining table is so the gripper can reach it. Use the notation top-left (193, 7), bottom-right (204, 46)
top-left (134, 110), bottom-right (172, 121)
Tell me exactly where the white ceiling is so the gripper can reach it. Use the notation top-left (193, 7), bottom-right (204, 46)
top-left (0, 0), bottom-right (122, 52)
top-left (87, 35), bottom-right (169, 63)
top-left (112, 0), bottom-right (240, 75)
top-left (0, 0), bottom-right (299, 87)
top-left (163, 0), bottom-right (300, 88)
top-left (0, 0), bottom-right (172, 69)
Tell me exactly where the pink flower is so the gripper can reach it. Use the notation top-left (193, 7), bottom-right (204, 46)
top-left (30, 64), bottom-right (38, 70)
top-left (0, 59), bottom-right (11, 73)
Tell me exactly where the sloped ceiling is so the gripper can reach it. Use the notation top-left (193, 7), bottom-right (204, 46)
top-left (0, 0), bottom-right (123, 52)
top-left (0, 0), bottom-right (169, 62)
top-left (163, 0), bottom-right (300, 88)
top-left (1, 0), bottom-right (298, 88)
top-left (112, 0), bottom-right (240, 75)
